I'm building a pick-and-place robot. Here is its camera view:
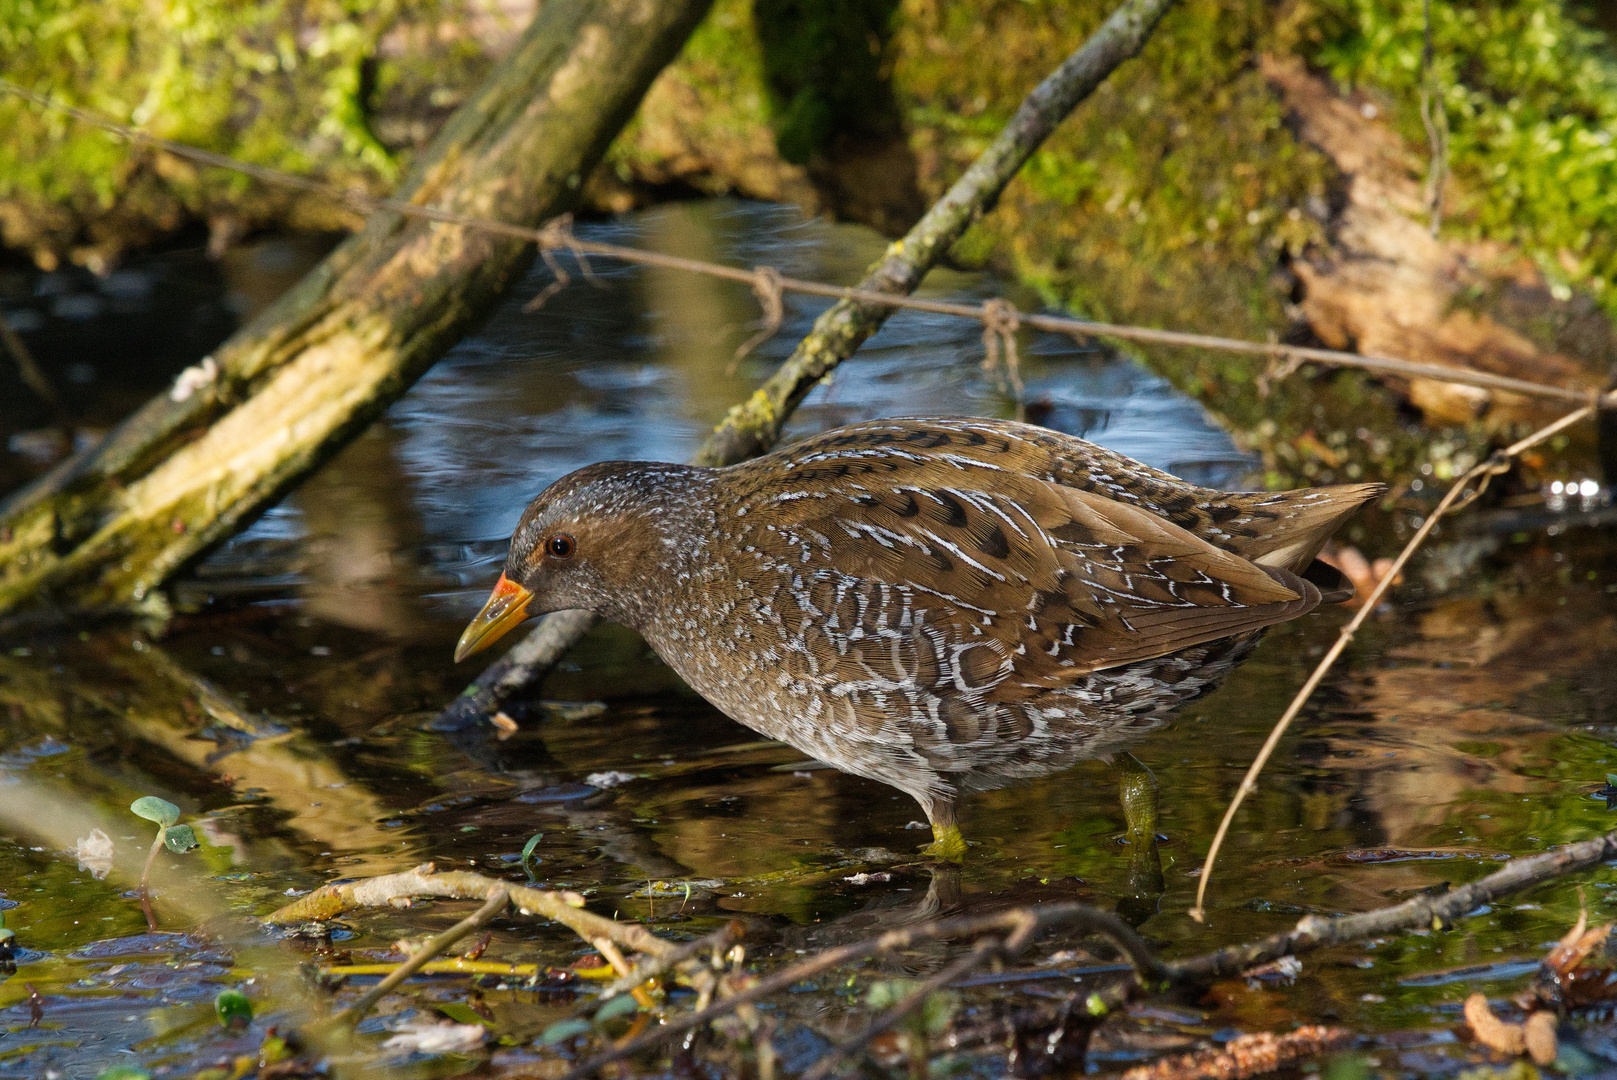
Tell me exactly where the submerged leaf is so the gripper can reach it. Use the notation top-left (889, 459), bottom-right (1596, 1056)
top-left (130, 797), bottom-right (179, 827)
top-left (539, 1018), bottom-right (592, 1045)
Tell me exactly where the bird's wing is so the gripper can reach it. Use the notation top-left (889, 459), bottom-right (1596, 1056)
top-left (741, 461), bottom-right (1323, 694)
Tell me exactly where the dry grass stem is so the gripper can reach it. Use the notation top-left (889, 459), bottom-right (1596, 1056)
top-left (1190, 401), bottom-right (1601, 920)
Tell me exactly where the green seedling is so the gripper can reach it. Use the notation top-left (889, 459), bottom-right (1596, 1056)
top-left (520, 832), bottom-right (544, 882)
top-left (130, 796), bottom-right (200, 896)
top-left (215, 988), bottom-right (253, 1030)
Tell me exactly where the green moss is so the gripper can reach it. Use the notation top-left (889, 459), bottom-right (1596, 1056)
top-left (0, 0), bottom-right (486, 265)
top-left (1307, 0), bottom-right (1617, 315)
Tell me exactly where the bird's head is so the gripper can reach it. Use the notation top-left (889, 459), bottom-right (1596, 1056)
top-left (453, 460), bottom-right (699, 662)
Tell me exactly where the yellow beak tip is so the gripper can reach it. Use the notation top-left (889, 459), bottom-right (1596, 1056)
top-left (454, 574), bottom-right (534, 663)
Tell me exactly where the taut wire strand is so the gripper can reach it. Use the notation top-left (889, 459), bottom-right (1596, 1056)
top-left (0, 76), bottom-right (1602, 410)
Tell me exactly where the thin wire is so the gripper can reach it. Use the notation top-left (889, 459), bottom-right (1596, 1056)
top-left (0, 77), bottom-right (1600, 409)
top-left (1188, 400), bottom-right (1602, 921)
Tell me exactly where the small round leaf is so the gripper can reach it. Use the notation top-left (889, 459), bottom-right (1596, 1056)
top-left (131, 797), bottom-right (180, 828)
top-left (538, 1018), bottom-right (591, 1045)
top-left (215, 988), bottom-right (252, 1029)
top-left (163, 824), bottom-right (199, 853)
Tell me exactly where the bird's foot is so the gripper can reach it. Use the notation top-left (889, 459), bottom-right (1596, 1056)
top-left (920, 823), bottom-right (969, 862)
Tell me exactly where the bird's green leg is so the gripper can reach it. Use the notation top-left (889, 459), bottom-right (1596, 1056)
top-left (1115, 752), bottom-right (1164, 924)
top-left (919, 797), bottom-right (968, 861)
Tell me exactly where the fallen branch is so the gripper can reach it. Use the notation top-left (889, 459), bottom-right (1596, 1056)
top-left (1190, 399), bottom-right (1602, 919)
top-left (0, 0), bottom-right (714, 616)
top-left (435, 0), bottom-right (1180, 728)
top-left (264, 863), bottom-right (674, 961)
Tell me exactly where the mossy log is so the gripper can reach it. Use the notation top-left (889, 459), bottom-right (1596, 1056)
top-left (0, 0), bottom-right (713, 616)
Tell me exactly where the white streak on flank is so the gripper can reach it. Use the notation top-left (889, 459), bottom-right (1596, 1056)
top-left (916, 529), bottom-right (1008, 583)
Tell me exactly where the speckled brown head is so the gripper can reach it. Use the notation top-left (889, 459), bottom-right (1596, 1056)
top-left (453, 460), bottom-right (706, 661)
top-left (455, 416), bottom-right (1382, 854)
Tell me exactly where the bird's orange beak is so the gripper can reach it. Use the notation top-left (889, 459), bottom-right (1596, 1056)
top-left (454, 573), bottom-right (535, 662)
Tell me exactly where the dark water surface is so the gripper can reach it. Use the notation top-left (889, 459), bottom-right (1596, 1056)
top-left (2, 199), bottom-right (1617, 1077)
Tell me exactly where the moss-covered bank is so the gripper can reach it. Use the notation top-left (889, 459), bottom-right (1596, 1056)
top-left (6, 0), bottom-right (1616, 485)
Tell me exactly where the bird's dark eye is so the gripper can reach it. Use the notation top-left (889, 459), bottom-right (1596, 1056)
top-left (546, 534), bottom-right (575, 560)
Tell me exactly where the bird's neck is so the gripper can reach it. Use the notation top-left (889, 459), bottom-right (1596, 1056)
top-left (587, 463), bottom-right (721, 631)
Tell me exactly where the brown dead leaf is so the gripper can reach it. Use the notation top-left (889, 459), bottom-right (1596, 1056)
top-left (1464, 993), bottom-right (1524, 1056)
top-left (1523, 1011), bottom-right (1557, 1066)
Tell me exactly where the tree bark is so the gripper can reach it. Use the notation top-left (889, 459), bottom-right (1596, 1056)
top-left (0, 0), bottom-right (713, 615)
top-left (434, 0), bottom-right (1179, 729)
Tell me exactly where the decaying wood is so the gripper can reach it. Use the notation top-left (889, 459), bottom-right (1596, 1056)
top-left (1263, 54), bottom-right (1605, 426)
top-left (1119, 1027), bottom-right (1354, 1080)
top-left (0, 0), bottom-right (713, 617)
top-left (435, 0), bottom-right (1180, 728)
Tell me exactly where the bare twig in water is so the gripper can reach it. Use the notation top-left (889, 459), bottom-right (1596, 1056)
top-left (1190, 400), bottom-right (1602, 920)
top-left (555, 904), bottom-right (1159, 1080)
top-left (264, 863), bottom-right (674, 961)
top-left (336, 887), bottom-right (510, 1025)
top-left (803, 934), bottom-right (1006, 1080)
top-left (1170, 827), bottom-right (1617, 987)
top-left (0, 317), bottom-right (58, 408)
top-left (556, 827), bottom-right (1617, 1077)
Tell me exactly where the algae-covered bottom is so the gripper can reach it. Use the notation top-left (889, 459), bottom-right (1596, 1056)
top-left (1, 200), bottom-right (1616, 1078)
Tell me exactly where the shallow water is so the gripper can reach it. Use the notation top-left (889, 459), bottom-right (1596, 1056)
top-left (2, 199), bottom-right (1617, 1078)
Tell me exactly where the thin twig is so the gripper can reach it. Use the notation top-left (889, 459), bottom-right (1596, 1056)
top-left (592, 920), bottom-right (745, 1005)
top-left (1189, 400), bottom-right (1600, 919)
top-left (727, 266), bottom-right (786, 372)
top-left (337, 887), bottom-right (509, 1025)
top-left (0, 317), bottom-right (58, 407)
top-left (554, 904), bottom-right (1157, 1080)
top-left (803, 935), bottom-right (1006, 1080)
